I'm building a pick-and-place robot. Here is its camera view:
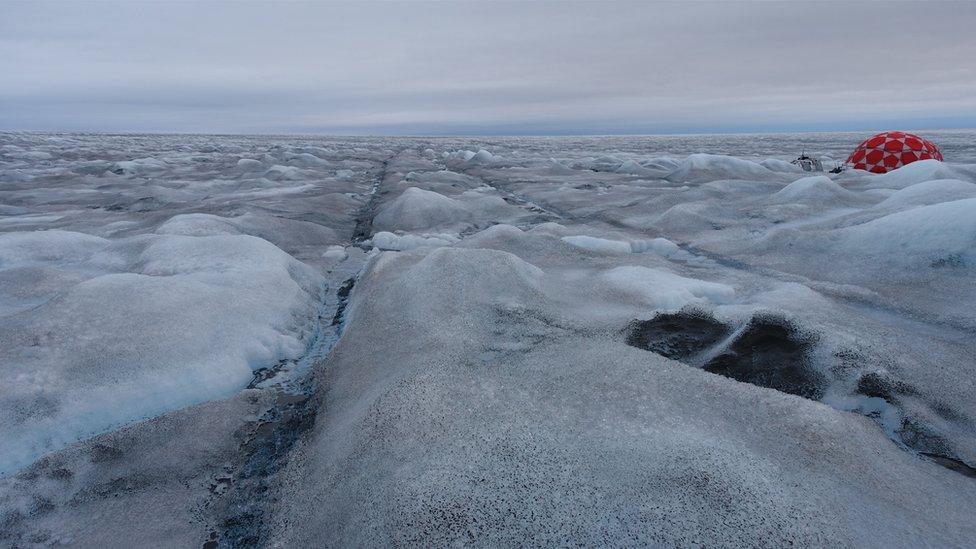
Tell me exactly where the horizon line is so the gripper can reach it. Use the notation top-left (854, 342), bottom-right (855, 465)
top-left (2, 127), bottom-right (974, 139)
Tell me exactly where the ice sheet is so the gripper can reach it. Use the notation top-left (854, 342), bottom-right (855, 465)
top-left (2, 132), bottom-right (975, 546)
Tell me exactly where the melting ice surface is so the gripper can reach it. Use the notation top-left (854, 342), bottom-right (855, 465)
top-left (1, 131), bottom-right (975, 547)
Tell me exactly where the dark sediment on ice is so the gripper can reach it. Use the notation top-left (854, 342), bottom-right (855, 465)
top-left (626, 310), bottom-right (730, 361)
top-left (627, 311), bottom-right (823, 399)
top-left (625, 310), bottom-right (974, 478)
top-left (331, 277), bottom-right (356, 326)
top-left (209, 390), bottom-right (317, 548)
top-left (701, 315), bottom-right (823, 400)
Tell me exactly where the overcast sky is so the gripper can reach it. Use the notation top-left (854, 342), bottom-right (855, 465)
top-left (2, 1), bottom-right (975, 135)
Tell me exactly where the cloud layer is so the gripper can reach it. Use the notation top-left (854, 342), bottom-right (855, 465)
top-left (2, 1), bottom-right (975, 134)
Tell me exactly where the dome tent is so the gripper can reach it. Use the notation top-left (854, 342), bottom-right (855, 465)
top-left (846, 131), bottom-right (943, 174)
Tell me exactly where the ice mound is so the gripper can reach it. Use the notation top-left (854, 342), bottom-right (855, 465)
top-left (581, 154), bottom-right (628, 172)
top-left (271, 246), bottom-right (976, 546)
top-left (702, 178), bottom-right (780, 197)
top-left (615, 159), bottom-right (669, 178)
top-left (629, 237), bottom-right (688, 259)
top-left (368, 231), bottom-right (459, 251)
top-left (335, 169), bottom-right (356, 180)
top-left (0, 169), bottom-right (33, 182)
top-left (349, 247), bottom-right (544, 331)
top-left (561, 235), bottom-right (632, 254)
top-left (292, 145), bottom-right (335, 158)
top-left (546, 158), bottom-right (576, 175)
top-left (456, 188), bottom-right (512, 216)
top-left (642, 156), bottom-right (682, 172)
top-left (874, 179), bottom-right (976, 210)
top-left (284, 152), bottom-right (331, 168)
top-left (70, 160), bottom-right (116, 176)
top-left (157, 213), bottom-right (340, 254)
top-left (0, 205), bottom-right (30, 216)
top-left (443, 149), bottom-right (496, 166)
top-left (3, 150), bottom-right (53, 161)
top-left (264, 165), bottom-right (309, 180)
top-left (561, 235), bottom-right (689, 259)
top-left (322, 245), bottom-right (348, 260)
top-left (0, 230), bottom-right (324, 473)
top-left (442, 149), bottom-right (475, 162)
top-left (469, 149), bottom-right (496, 165)
top-left (655, 202), bottom-right (726, 234)
top-left (761, 158), bottom-right (804, 173)
top-left (864, 159), bottom-right (959, 189)
top-left (667, 154), bottom-right (775, 183)
top-left (110, 157), bottom-right (167, 174)
top-left (236, 158), bottom-right (265, 171)
top-left (0, 231), bottom-right (113, 315)
top-left (0, 230), bottom-right (110, 265)
top-left (404, 169), bottom-right (481, 191)
top-left (372, 187), bottom-right (472, 232)
top-left (578, 155), bottom-right (614, 171)
top-left (602, 266), bottom-right (735, 310)
top-left (458, 224), bottom-right (540, 251)
top-left (572, 155), bottom-right (673, 178)
top-left (157, 213), bottom-right (242, 237)
top-left (400, 247), bottom-right (544, 300)
top-left (837, 198), bottom-right (976, 267)
top-left (771, 175), bottom-right (855, 203)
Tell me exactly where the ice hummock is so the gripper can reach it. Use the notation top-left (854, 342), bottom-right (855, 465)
top-left (0, 229), bottom-right (324, 473)
top-left (667, 153), bottom-right (776, 183)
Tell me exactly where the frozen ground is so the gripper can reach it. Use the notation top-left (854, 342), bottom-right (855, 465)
top-left (1, 131), bottom-right (975, 547)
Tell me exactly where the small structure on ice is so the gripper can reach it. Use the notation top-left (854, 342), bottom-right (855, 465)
top-left (791, 153), bottom-right (823, 172)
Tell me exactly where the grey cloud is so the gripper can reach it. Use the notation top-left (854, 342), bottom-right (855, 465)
top-left (1, 1), bottom-right (974, 134)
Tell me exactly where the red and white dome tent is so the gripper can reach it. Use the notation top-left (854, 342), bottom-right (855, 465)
top-left (844, 131), bottom-right (943, 174)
